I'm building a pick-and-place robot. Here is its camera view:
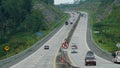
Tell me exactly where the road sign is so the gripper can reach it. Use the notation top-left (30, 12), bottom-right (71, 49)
top-left (61, 57), bottom-right (65, 63)
top-left (4, 46), bottom-right (10, 51)
top-left (62, 42), bottom-right (69, 49)
top-left (116, 43), bottom-right (120, 48)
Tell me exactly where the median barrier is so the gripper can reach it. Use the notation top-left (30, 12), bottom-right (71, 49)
top-left (56, 12), bottom-right (81, 68)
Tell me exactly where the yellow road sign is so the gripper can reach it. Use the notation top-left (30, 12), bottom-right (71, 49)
top-left (4, 46), bottom-right (10, 51)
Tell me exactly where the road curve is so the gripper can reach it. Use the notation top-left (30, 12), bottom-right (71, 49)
top-left (68, 12), bottom-right (120, 68)
top-left (10, 12), bottom-right (79, 68)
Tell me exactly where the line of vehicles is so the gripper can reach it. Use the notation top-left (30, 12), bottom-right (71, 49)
top-left (70, 43), bottom-right (120, 66)
top-left (65, 21), bottom-right (73, 25)
top-left (65, 12), bottom-right (79, 25)
top-left (44, 43), bottom-right (96, 66)
top-left (43, 17), bottom-right (120, 66)
top-left (70, 43), bottom-right (96, 66)
top-left (44, 42), bottom-right (120, 66)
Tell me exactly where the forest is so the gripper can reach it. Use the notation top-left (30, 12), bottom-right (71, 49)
top-left (0, 0), bottom-right (32, 43)
top-left (0, 0), bottom-right (54, 44)
top-left (0, 0), bottom-right (63, 59)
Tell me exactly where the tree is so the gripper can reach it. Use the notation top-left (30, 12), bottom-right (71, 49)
top-left (42, 0), bottom-right (54, 5)
top-left (0, 0), bottom-right (32, 44)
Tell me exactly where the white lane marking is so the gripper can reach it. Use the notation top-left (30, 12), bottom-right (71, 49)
top-left (53, 13), bottom-right (77, 68)
top-left (53, 44), bottom-right (61, 68)
top-left (81, 12), bottom-right (112, 64)
top-left (95, 54), bottom-right (112, 63)
top-left (68, 47), bottom-right (75, 64)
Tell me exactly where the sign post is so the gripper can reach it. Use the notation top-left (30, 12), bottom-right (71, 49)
top-left (4, 46), bottom-right (10, 58)
top-left (61, 41), bottom-right (69, 52)
top-left (61, 57), bottom-right (65, 63)
top-left (116, 43), bottom-right (120, 48)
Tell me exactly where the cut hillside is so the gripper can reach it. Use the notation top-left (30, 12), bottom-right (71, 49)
top-left (93, 0), bottom-right (120, 52)
top-left (0, 0), bottom-right (68, 60)
top-left (78, 0), bottom-right (120, 52)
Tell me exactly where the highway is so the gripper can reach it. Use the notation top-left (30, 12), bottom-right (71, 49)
top-left (68, 12), bottom-right (120, 68)
top-left (10, 12), bottom-right (79, 68)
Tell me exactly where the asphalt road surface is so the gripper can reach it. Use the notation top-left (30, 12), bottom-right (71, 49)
top-left (10, 12), bottom-right (79, 68)
top-left (68, 12), bottom-right (120, 68)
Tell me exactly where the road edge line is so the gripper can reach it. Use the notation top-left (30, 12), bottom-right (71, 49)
top-left (53, 45), bottom-right (61, 68)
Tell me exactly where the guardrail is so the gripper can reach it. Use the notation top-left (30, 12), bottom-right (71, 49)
top-left (87, 14), bottom-right (113, 62)
top-left (56, 12), bottom-right (114, 68)
top-left (56, 13), bottom-right (81, 68)
top-left (0, 21), bottom-right (65, 68)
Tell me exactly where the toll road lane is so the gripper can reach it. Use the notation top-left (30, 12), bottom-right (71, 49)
top-left (10, 12), bottom-right (79, 68)
top-left (68, 12), bottom-right (120, 68)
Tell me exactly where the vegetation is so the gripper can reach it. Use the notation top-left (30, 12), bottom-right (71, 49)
top-left (61, 0), bottom-right (119, 52)
top-left (93, 1), bottom-right (120, 52)
top-left (0, 0), bottom-right (68, 59)
top-left (42, 0), bottom-right (54, 5)
top-left (77, 0), bottom-right (120, 52)
top-left (0, 0), bottom-right (32, 43)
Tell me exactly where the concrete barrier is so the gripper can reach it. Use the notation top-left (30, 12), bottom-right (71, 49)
top-left (56, 12), bottom-right (81, 68)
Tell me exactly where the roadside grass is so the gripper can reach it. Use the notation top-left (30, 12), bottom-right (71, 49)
top-left (77, 3), bottom-right (120, 53)
top-left (80, 3), bottom-right (120, 53)
top-left (93, 34), bottom-right (118, 52)
top-left (0, 14), bottom-right (69, 60)
top-left (89, 11), bottom-right (118, 52)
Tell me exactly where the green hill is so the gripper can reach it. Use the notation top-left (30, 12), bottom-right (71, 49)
top-left (0, 0), bottom-right (68, 59)
top-left (78, 0), bottom-right (120, 52)
top-left (93, 0), bottom-right (120, 52)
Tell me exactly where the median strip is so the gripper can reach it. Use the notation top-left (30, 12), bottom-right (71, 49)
top-left (55, 12), bottom-right (81, 68)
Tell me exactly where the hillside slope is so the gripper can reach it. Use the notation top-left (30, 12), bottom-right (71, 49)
top-left (78, 0), bottom-right (120, 52)
top-left (0, 0), bottom-right (67, 59)
top-left (93, 0), bottom-right (120, 52)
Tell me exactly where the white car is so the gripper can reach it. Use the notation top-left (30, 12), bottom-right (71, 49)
top-left (71, 43), bottom-right (78, 53)
top-left (71, 47), bottom-right (77, 53)
top-left (113, 51), bottom-right (120, 64)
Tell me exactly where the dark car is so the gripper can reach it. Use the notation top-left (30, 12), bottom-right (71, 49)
top-left (65, 21), bottom-right (68, 25)
top-left (44, 45), bottom-right (49, 50)
top-left (70, 22), bottom-right (73, 24)
top-left (85, 51), bottom-right (96, 66)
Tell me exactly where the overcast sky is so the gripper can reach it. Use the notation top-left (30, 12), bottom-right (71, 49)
top-left (54, 0), bottom-right (74, 5)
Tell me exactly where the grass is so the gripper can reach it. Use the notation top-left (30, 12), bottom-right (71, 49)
top-left (92, 5), bottom-right (120, 52)
top-left (89, 10), bottom-right (118, 52)
top-left (78, 1), bottom-right (120, 53)
top-left (0, 14), bottom-right (69, 60)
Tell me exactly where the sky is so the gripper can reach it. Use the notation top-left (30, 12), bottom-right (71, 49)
top-left (54, 0), bottom-right (74, 5)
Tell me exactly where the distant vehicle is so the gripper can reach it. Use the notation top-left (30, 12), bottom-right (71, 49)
top-left (80, 13), bottom-right (84, 17)
top-left (112, 51), bottom-right (120, 64)
top-left (71, 43), bottom-right (78, 49)
top-left (71, 43), bottom-right (78, 53)
top-left (44, 45), bottom-right (49, 50)
top-left (85, 51), bottom-right (96, 66)
top-left (65, 21), bottom-right (68, 25)
top-left (70, 22), bottom-right (73, 24)
top-left (72, 12), bottom-right (75, 15)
